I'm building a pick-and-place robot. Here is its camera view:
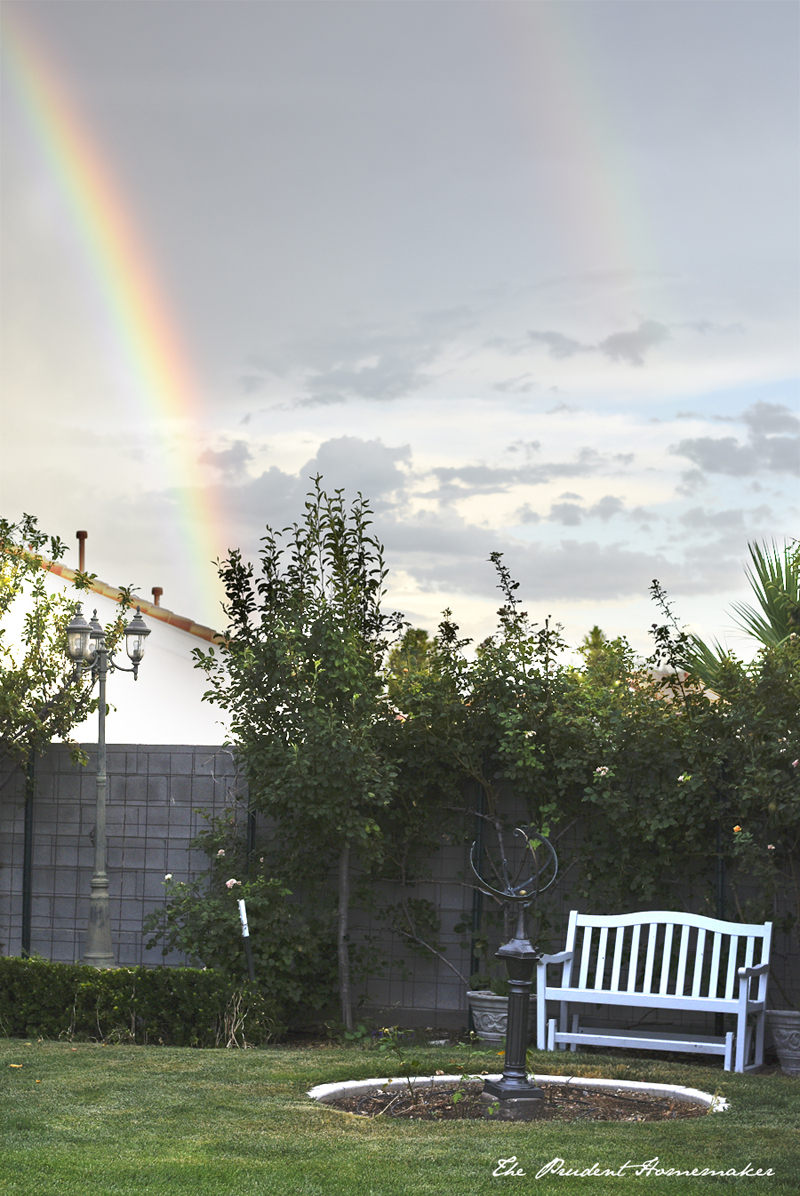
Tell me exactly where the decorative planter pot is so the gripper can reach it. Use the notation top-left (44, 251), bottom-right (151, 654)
top-left (767, 1009), bottom-right (800, 1076)
top-left (466, 990), bottom-right (536, 1045)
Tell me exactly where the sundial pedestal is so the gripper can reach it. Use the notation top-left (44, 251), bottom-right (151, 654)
top-left (480, 917), bottom-right (545, 1120)
top-left (469, 824), bottom-right (558, 1122)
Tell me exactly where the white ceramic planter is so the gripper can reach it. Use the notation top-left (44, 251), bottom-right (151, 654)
top-left (466, 990), bottom-right (535, 1044)
top-left (767, 1009), bottom-right (800, 1076)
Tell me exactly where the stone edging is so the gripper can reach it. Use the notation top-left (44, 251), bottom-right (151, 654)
top-left (308, 1074), bottom-right (729, 1112)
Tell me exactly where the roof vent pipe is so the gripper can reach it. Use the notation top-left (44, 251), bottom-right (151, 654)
top-left (76, 531), bottom-right (87, 572)
top-left (151, 587), bottom-right (163, 607)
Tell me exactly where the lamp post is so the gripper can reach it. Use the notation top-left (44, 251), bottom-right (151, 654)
top-left (65, 605), bottom-right (150, 968)
top-left (470, 823), bottom-right (558, 1120)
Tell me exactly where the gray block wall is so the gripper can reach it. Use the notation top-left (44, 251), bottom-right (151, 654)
top-left (0, 745), bottom-right (240, 967)
top-left (0, 744), bottom-right (480, 1028)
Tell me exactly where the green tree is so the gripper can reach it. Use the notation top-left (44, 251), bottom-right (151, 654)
top-left (194, 480), bottom-right (402, 1028)
top-left (0, 515), bottom-right (99, 768)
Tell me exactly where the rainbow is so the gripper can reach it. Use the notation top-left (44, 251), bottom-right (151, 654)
top-left (1, 8), bottom-right (227, 612)
top-left (495, 2), bottom-right (657, 297)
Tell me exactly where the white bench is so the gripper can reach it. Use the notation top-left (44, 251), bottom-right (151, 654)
top-left (536, 910), bottom-right (772, 1074)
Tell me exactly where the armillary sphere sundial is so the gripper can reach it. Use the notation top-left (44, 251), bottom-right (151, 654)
top-left (469, 822), bottom-right (558, 1120)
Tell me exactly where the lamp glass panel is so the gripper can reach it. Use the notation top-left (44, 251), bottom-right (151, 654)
top-left (125, 632), bottom-right (145, 662)
top-left (67, 628), bottom-right (88, 661)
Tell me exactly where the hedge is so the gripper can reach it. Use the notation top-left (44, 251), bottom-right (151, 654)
top-left (0, 957), bottom-right (283, 1046)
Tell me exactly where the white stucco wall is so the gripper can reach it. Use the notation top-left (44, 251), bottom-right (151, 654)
top-left (5, 573), bottom-right (229, 746)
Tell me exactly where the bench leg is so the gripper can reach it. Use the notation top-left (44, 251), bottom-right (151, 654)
top-left (752, 1011), bottom-right (765, 1069)
top-left (547, 1019), bottom-right (556, 1052)
top-left (724, 1031), bottom-right (734, 1072)
top-left (557, 1002), bottom-right (569, 1051)
top-left (570, 1012), bottom-right (580, 1053)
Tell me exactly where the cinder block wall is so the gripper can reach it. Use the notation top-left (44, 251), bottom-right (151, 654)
top-left (0, 745), bottom-right (240, 967)
top-left (0, 745), bottom-right (479, 1029)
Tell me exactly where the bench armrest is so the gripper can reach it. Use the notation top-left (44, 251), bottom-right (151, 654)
top-left (737, 962), bottom-right (770, 979)
top-left (538, 951), bottom-right (573, 967)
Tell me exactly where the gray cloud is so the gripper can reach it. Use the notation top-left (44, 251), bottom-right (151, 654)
top-left (527, 330), bottom-right (588, 359)
top-left (671, 402), bottom-right (799, 477)
top-left (598, 320), bottom-right (670, 365)
top-left (299, 437), bottom-right (412, 507)
top-left (229, 436), bottom-right (413, 538)
top-left (493, 374), bottom-right (536, 394)
top-left (255, 307), bottom-right (480, 407)
top-left (297, 357), bottom-right (434, 406)
top-left (591, 495), bottom-right (625, 520)
top-left (199, 440), bottom-right (252, 477)
top-left (546, 493), bottom-right (625, 526)
top-left (741, 400), bottom-right (799, 437)
top-left (672, 436), bottom-right (759, 476)
top-left (429, 450), bottom-right (605, 502)
top-left (516, 504), bottom-right (541, 525)
top-left (239, 375), bottom-right (266, 395)
top-left (549, 502), bottom-right (583, 526)
top-left (677, 504), bottom-right (774, 532)
top-left (679, 320), bottom-right (744, 336)
top-left (526, 320), bottom-right (670, 366)
top-left (630, 506), bottom-right (659, 525)
top-left (505, 439), bottom-right (542, 457)
top-left (676, 468), bottom-right (707, 496)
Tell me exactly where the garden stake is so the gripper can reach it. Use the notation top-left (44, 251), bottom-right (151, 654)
top-left (237, 898), bottom-right (256, 984)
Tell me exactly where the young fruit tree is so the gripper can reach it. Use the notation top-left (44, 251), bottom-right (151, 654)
top-left (194, 480), bottom-right (402, 1028)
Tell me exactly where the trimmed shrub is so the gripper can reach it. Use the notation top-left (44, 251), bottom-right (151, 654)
top-left (0, 957), bottom-right (283, 1046)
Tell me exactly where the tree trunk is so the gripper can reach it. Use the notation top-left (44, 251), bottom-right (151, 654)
top-left (337, 841), bottom-right (352, 1030)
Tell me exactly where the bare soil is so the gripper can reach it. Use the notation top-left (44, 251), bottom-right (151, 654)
top-left (324, 1080), bottom-right (709, 1122)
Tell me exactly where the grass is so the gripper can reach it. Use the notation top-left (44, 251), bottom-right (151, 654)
top-left (1, 1036), bottom-right (797, 1195)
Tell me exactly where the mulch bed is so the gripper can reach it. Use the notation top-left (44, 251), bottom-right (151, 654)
top-left (324, 1080), bottom-right (709, 1122)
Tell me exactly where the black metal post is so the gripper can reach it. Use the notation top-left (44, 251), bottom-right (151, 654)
top-left (481, 905), bottom-right (544, 1119)
top-left (84, 638), bottom-right (115, 968)
top-left (21, 756), bottom-right (35, 957)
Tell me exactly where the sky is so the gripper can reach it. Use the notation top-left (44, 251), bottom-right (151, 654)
top-left (2, 0), bottom-right (798, 662)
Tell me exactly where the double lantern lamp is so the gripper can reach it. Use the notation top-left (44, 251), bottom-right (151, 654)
top-left (65, 606), bottom-right (150, 678)
top-left (65, 604), bottom-right (150, 967)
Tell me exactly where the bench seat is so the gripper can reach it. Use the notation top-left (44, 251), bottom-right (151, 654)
top-left (536, 910), bottom-right (772, 1074)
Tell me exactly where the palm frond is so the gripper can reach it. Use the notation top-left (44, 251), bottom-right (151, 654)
top-left (676, 635), bottom-right (731, 692)
top-left (731, 540), bottom-right (800, 647)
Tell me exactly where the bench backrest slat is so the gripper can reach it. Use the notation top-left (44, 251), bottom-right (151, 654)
top-left (561, 909), bottom-right (578, 986)
top-left (626, 923), bottom-right (642, 993)
top-left (578, 924), bottom-right (592, 989)
top-left (594, 926), bottom-right (609, 989)
top-left (676, 924), bottom-right (691, 996)
top-left (708, 932), bottom-right (723, 999)
top-left (659, 923), bottom-right (674, 995)
top-left (643, 923), bottom-right (658, 993)
top-left (691, 928), bottom-right (707, 997)
top-left (724, 936), bottom-right (739, 1000)
top-left (610, 926), bottom-right (626, 992)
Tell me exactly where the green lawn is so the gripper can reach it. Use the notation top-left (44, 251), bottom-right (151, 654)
top-left (1, 1038), bottom-right (797, 1195)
